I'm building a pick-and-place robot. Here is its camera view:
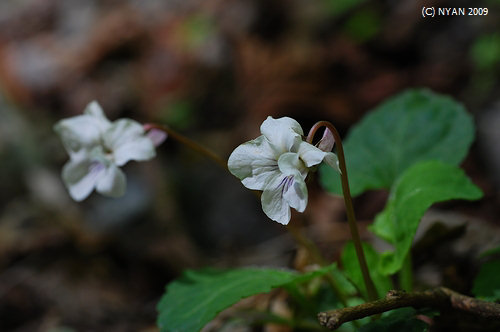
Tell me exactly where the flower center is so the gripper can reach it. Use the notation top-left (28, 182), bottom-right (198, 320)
top-left (89, 145), bottom-right (114, 165)
top-left (104, 149), bottom-right (114, 161)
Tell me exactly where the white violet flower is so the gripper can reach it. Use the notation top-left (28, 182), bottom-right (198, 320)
top-left (54, 101), bottom-right (163, 201)
top-left (228, 116), bottom-right (340, 225)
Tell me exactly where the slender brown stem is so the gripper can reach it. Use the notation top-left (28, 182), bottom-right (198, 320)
top-left (145, 123), bottom-right (228, 171)
top-left (318, 288), bottom-right (500, 330)
top-left (307, 121), bottom-right (378, 302)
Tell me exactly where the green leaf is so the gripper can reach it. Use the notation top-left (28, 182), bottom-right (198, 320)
top-left (472, 260), bottom-right (500, 301)
top-left (341, 241), bottom-right (393, 299)
top-left (372, 161), bottom-right (483, 275)
top-left (160, 99), bottom-right (196, 130)
top-left (358, 308), bottom-right (429, 332)
top-left (180, 14), bottom-right (216, 50)
top-left (324, 0), bottom-right (368, 16)
top-left (157, 265), bottom-right (336, 332)
top-left (470, 33), bottom-right (500, 71)
top-left (320, 89), bottom-right (475, 197)
top-left (479, 246), bottom-right (500, 259)
top-left (330, 264), bottom-right (358, 297)
top-left (343, 9), bottom-right (381, 43)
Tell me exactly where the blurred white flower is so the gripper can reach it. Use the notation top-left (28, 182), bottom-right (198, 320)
top-left (228, 116), bottom-right (340, 225)
top-left (54, 101), bottom-right (161, 201)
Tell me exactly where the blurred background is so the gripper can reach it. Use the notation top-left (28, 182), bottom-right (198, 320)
top-left (0, 0), bottom-right (499, 331)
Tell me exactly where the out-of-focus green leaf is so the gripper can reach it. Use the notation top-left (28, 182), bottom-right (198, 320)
top-left (341, 241), bottom-right (393, 298)
top-left (324, 0), bottom-right (367, 16)
top-left (472, 260), bottom-right (500, 301)
top-left (320, 89), bottom-right (474, 197)
top-left (372, 161), bottom-right (483, 275)
top-left (480, 246), bottom-right (500, 258)
top-left (157, 265), bottom-right (336, 332)
top-left (161, 99), bottom-right (196, 129)
top-left (470, 34), bottom-right (500, 71)
top-left (330, 263), bottom-right (358, 297)
top-left (179, 14), bottom-right (216, 49)
top-left (344, 9), bottom-right (381, 43)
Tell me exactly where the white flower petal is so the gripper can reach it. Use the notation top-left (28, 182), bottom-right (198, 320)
top-left (54, 115), bottom-right (102, 156)
top-left (282, 175), bottom-right (308, 213)
top-left (317, 127), bottom-right (335, 152)
top-left (324, 152), bottom-right (341, 173)
top-left (113, 137), bottom-right (156, 166)
top-left (261, 174), bottom-right (292, 225)
top-left (228, 135), bottom-right (280, 190)
top-left (84, 101), bottom-right (111, 132)
top-left (276, 153), bottom-right (308, 212)
top-left (96, 164), bottom-right (126, 197)
top-left (260, 116), bottom-right (303, 153)
top-left (105, 119), bottom-right (145, 148)
top-left (277, 152), bottom-right (305, 176)
top-left (62, 159), bottom-right (105, 201)
top-left (104, 119), bottom-right (155, 166)
top-left (297, 141), bottom-right (327, 167)
top-left (54, 102), bottom-right (112, 156)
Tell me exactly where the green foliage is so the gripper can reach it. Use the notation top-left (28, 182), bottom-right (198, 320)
top-left (157, 88), bottom-right (483, 331)
top-left (330, 264), bottom-right (358, 297)
top-left (470, 34), bottom-right (500, 71)
top-left (324, 0), bottom-right (368, 16)
top-left (344, 9), bottom-right (381, 43)
top-left (320, 89), bottom-right (474, 197)
top-left (371, 161), bottom-right (483, 275)
top-left (472, 260), bottom-right (500, 301)
top-left (341, 241), bottom-right (393, 298)
top-left (157, 265), bottom-right (336, 332)
top-left (160, 99), bottom-right (197, 130)
top-left (179, 14), bottom-right (216, 49)
top-left (358, 308), bottom-right (429, 332)
top-left (480, 246), bottom-right (500, 258)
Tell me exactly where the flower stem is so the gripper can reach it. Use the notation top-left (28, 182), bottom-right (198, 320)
top-left (307, 121), bottom-right (378, 302)
top-left (144, 123), bottom-right (228, 171)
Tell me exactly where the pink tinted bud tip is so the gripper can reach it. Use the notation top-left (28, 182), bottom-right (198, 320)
top-left (317, 127), bottom-right (335, 152)
top-left (143, 123), bottom-right (155, 131)
top-left (144, 125), bottom-right (167, 147)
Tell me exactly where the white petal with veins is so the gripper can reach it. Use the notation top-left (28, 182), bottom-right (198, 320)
top-left (228, 116), bottom-right (340, 225)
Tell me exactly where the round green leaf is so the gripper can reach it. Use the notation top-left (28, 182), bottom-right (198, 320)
top-left (320, 89), bottom-right (475, 197)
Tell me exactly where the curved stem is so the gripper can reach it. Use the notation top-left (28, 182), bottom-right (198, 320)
top-left (307, 121), bottom-right (378, 302)
top-left (144, 123), bottom-right (228, 171)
